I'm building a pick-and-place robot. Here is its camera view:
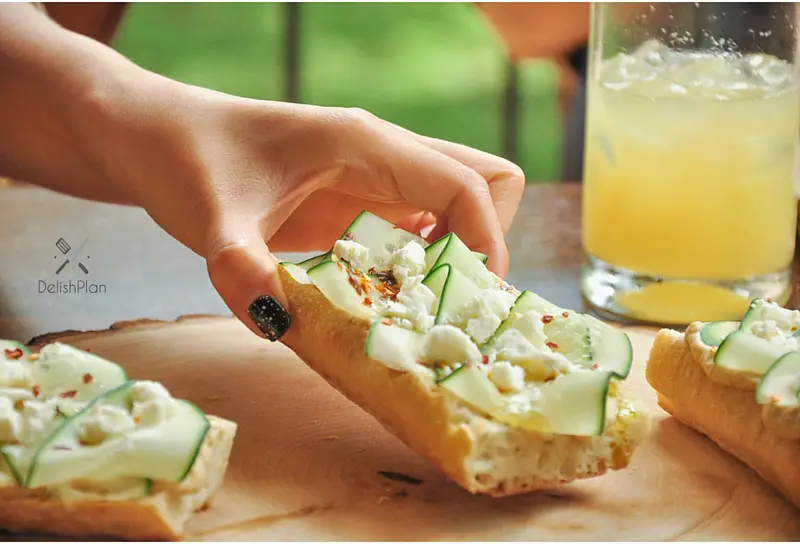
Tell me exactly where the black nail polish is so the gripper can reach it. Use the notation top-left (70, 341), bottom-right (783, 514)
top-left (247, 295), bottom-right (291, 341)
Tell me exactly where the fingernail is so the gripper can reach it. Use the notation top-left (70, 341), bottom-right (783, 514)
top-left (247, 295), bottom-right (291, 341)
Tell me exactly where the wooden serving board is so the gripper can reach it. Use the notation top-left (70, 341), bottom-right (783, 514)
top-left (14, 316), bottom-right (800, 541)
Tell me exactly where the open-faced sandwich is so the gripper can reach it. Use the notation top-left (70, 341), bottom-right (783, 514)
top-left (0, 339), bottom-right (237, 540)
top-left (646, 298), bottom-right (800, 508)
top-left (277, 211), bottom-right (650, 496)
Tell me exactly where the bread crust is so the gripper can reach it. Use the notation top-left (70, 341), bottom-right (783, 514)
top-left (277, 266), bottom-right (648, 497)
top-left (646, 328), bottom-right (800, 508)
top-left (0, 415), bottom-right (237, 541)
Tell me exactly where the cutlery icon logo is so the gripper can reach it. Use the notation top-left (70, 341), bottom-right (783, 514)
top-left (54, 238), bottom-right (90, 275)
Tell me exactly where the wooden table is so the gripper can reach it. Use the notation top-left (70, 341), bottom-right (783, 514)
top-left (0, 183), bottom-right (592, 342)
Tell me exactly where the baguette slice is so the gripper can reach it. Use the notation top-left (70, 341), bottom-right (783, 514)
top-left (646, 326), bottom-right (800, 509)
top-left (0, 415), bottom-right (237, 541)
top-left (277, 265), bottom-right (650, 497)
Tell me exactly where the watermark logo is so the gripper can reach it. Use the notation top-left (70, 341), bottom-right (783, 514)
top-left (54, 237), bottom-right (91, 275)
top-left (38, 237), bottom-right (107, 295)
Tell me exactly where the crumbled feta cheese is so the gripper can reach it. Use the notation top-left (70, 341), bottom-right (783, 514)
top-left (494, 329), bottom-right (573, 377)
top-left (423, 325), bottom-right (482, 366)
top-left (0, 397), bottom-right (22, 443)
top-left (376, 276), bottom-right (436, 331)
top-left (387, 241), bottom-right (426, 286)
top-left (489, 361), bottom-right (525, 392)
top-left (130, 381), bottom-right (175, 426)
top-left (449, 288), bottom-right (516, 344)
top-left (514, 310), bottom-right (548, 349)
top-left (76, 404), bottom-right (135, 446)
top-left (20, 399), bottom-right (59, 446)
top-left (0, 361), bottom-right (31, 388)
top-left (130, 381), bottom-right (173, 404)
top-left (332, 240), bottom-right (370, 269)
top-left (467, 314), bottom-right (502, 345)
top-left (505, 392), bottom-right (536, 415)
top-left (749, 319), bottom-right (800, 349)
top-left (494, 329), bottom-right (538, 362)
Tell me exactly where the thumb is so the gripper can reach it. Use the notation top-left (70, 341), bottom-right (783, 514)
top-left (206, 217), bottom-right (292, 342)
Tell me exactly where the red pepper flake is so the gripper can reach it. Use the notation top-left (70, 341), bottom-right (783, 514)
top-left (546, 341), bottom-right (559, 350)
top-left (82, 373), bottom-right (94, 384)
top-left (4, 348), bottom-right (23, 360)
top-left (561, 311), bottom-right (569, 318)
top-left (591, 363), bottom-right (599, 370)
top-left (347, 273), bottom-right (363, 295)
top-left (53, 445), bottom-right (72, 451)
top-left (59, 390), bottom-right (78, 398)
top-left (481, 354), bottom-right (489, 364)
top-left (381, 318), bottom-right (393, 326)
top-left (343, 232), bottom-right (355, 241)
top-left (542, 315), bottom-right (554, 324)
top-left (32, 385), bottom-right (40, 398)
top-left (363, 298), bottom-right (373, 307)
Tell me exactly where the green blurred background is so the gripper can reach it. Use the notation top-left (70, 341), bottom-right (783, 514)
top-left (114, 2), bottom-right (563, 182)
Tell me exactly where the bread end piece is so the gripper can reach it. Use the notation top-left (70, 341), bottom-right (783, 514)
top-left (0, 415), bottom-right (237, 541)
top-left (278, 266), bottom-right (650, 497)
top-left (646, 328), bottom-right (800, 509)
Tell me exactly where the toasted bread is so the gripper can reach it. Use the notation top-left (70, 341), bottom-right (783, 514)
top-left (277, 265), bottom-right (649, 497)
top-left (0, 415), bottom-right (236, 541)
top-left (646, 326), bottom-right (800, 508)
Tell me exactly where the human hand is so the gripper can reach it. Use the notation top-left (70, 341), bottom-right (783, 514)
top-left (82, 79), bottom-right (526, 341)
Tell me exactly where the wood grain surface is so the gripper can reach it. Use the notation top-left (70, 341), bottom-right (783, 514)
top-left (7, 315), bottom-right (798, 542)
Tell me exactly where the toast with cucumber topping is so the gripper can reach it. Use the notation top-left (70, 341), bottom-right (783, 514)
top-left (0, 340), bottom-right (237, 540)
top-left (278, 211), bottom-right (650, 496)
top-left (646, 298), bottom-right (800, 508)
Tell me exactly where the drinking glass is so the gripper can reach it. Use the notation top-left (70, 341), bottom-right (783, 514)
top-left (581, 2), bottom-right (800, 326)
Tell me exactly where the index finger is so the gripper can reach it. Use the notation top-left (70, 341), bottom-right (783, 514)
top-left (391, 141), bottom-right (510, 277)
top-left (416, 135), bottom-right (526, 234)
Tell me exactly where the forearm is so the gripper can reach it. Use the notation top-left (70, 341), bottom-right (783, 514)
top-left (0, 4), bottom-right (161, 205)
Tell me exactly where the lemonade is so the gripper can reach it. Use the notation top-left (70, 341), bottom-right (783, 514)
top-left (582, 39), bottom-right (800, 324)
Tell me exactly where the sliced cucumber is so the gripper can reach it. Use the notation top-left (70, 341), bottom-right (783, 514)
top-left (25, 381), bottom-right (209, 489)
top-left (439, 364), bottom-right (504, 416)
top-left (440, 365), bottom-right (611, 437)
top-left (700, 321), bottom-right (740, 347)
top-left (739, 298), bottom-right (787, 332)
top-left (425, 233), bottom-right (494, 289)
top-left (540, 312), bottom-right (592, 367)
top-left (583, 315), bottom-right (633, 379)
top-left (365, 321), bottom-right (427, 373)
top-left (714, 331), bottom-right (793, 378)
top-left (1, 444), bottom-right (29, 485)
top-left (307, 261), bottom-right (377, 320)
top-left (423, 236), bottom-right (449, 272)
top-left (31, 343), bottom-right (128, 414)
top-left (423, 265), bottom-right (482, 325)
top-left (0, 341), bottom-right (29, 360)
top-left (424, 234), bottom-right (487, 272)
top-left (484, 291), bottom-right (554, 352)
top-left (756, 351), bottom-right (800, 406)
top-left (421, 263), bottom-right (450, 316)
top-left (535, 370), bottom-right (612, 436)
top-left (331, 211), bottom-right (426, 269)
top-left (279, 262), bottom-right (312, 285)
top-left (296, 253), bottom-right (326, 270)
